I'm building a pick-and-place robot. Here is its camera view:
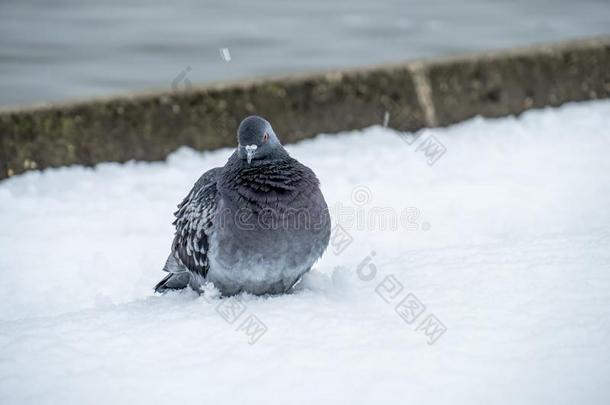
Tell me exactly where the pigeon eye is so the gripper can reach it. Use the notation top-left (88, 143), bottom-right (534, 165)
top-left (263, 132), bottom-right (269, 143)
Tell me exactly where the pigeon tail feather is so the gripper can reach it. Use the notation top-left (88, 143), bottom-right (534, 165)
top-left (154, 272), bottom-right (190, 292)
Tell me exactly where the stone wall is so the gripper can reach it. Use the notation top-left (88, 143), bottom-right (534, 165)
top-left (1, 36), bottom-right (608, 179)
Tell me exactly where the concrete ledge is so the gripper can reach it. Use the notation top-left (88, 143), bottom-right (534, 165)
top-left (426, 38), bottom-right (610, 124)
top-left (1, 36), bottom-right (609, 179)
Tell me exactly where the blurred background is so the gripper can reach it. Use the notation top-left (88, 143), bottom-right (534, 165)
top-left (1, 0), bottom-right (609, 107)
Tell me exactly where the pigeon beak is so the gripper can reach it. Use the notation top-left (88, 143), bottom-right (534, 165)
top-left (245, 144), bottom-right (258, 164)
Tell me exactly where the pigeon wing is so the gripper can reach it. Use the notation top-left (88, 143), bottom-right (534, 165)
top-left (171, 168), bottom-right (220, 278)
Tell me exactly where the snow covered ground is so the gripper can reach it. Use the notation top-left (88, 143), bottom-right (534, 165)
top-left (1, 100), bottom-right (609, 404)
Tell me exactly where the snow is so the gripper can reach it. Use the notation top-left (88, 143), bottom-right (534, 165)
top-left (1, 100), bottom-right (610, 404)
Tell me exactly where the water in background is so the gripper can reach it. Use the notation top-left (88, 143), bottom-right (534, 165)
top-left (1, 0), bottom-right (609, 106)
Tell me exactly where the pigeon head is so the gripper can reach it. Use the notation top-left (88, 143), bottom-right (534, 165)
top-left (237, 116), bottom-right (282, 164)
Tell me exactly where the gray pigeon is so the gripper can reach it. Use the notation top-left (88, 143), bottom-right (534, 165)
top-left (155, 115), bottom-right (331, 296)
